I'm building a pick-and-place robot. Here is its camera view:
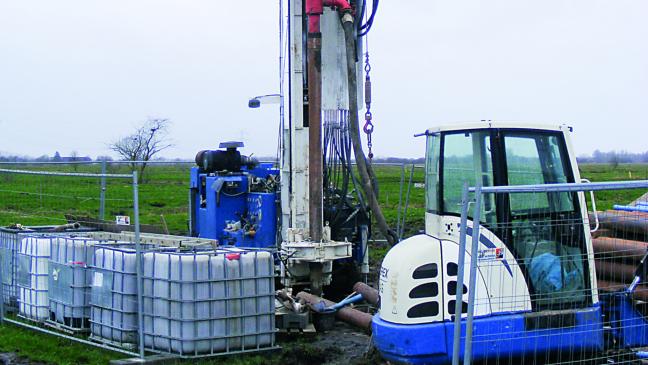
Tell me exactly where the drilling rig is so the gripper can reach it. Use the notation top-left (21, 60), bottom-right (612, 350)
top-left (190, 0), bottom-right (391, 295)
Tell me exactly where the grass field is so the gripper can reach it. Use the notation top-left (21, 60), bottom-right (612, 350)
top-left (1, 162), bottom-right (645, 234)
top-left (0, 162), bottom-right (647, 364)
top-left (0, 322), bottom-right (338, 365)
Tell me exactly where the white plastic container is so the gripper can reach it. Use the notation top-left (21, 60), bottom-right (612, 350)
top-left (48, 237), bottom-right (98, 330)
top-left (0, 229), bottom-right (20, 308)
top-left (90, 243), bottom-right (152, 347)
top-left (17, 236), bottom-right (54, 321)
top-left (142, 247), bottom-right (275, 356)
top-left (1, 226), bottom-right (95, 310)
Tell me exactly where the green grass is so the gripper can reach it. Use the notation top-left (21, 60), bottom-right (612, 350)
top-left (579, 163), bottom-right (648, 211)
top-left (0, 322), bottom-right (122, 365)
top-left (372, 165), bottom-right (426, 236)
top-left (1, 162), bottom-right (647, 364)
top-left (0, 164), bottom-right (189, 234)
top-left (0, 320), bottom-right (343, 365)
top-left (2, 162), bottom-right (643, 235)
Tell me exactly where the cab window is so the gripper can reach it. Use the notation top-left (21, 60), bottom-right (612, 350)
top-left (438, 130), bottom-right (496, 226)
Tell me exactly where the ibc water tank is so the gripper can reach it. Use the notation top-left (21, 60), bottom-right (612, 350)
top-left (1, 226), bottom-right (95, 310)
top-left (16, 236), bottom-right (54, 322)
top-left (0, 229), bottom-right (21, 309)
top-left (142, 247), bottom-right (275, 356)
top-left (90, 243), bottom-right (153, 347)
top-left (48, 237), bottom-right (98, 330)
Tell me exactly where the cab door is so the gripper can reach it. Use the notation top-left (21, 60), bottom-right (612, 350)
top-left (498, 130), bottom-right (590, 310)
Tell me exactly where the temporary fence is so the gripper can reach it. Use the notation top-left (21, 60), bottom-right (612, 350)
top-left (0, 161), bottom-right (194, 235)
top-left (0, 160), bottom-right (421, 240)
top-left (453, 180), bottom-right (648, 365)
top-left (0, 166), bottom-right (278, 361)
top-left (0, 167), bottom-right (145, 357)
top-left (395, 163), bottom-right (425, 241)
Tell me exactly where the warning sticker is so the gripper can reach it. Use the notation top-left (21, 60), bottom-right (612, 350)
top-left (477, 247), bottom-right (505, 261)
top-left (93, 272), bottom-right (104, 287)
top-left (116, 215), bottom-right (131, 225)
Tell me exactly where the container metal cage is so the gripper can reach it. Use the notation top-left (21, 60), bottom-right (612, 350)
top-left (141, 247), bottom-right (277, 357)
top-left (89, 243), bottom-right (157, 349)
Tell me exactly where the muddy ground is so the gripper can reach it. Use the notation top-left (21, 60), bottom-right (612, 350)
top-left (286, 253), bottom-right (387, 365)
top-left (273, 322), bottom-right (387, 365)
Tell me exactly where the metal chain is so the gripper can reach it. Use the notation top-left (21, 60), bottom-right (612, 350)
top-left (363, 52), bottom-right (374, 160)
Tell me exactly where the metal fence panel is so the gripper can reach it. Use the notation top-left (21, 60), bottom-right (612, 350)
top-left (0, 166), bottom-right (277, 361)
top-left (456, 180), bottom-right (648, 365)
top-left (0, 168), bottom-right (144, 358)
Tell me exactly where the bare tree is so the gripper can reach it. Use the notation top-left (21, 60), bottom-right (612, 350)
top-left (610, 152), bottom-right (620, 169)
top-left (109, 118), bottom-right (173, 180)
top-left (69, 151), bottom-right (79, 171)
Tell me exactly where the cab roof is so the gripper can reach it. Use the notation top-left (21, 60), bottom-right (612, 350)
top-left (425, 121), bottom-right (572, 135)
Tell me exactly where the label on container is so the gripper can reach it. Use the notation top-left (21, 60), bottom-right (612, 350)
top-left (16, 255), bottom-right (31, 288)
top-left (115, 216), bottom-right (131, 225)
top-left (93, 272), bottom-right (103, 287)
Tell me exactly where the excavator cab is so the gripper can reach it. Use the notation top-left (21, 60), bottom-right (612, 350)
top-left (426, 124), bottom-right (591, 309)
top-left (373, 122), bottom-right (602, 364)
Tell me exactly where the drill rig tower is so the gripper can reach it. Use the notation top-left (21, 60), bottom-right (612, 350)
top-left (279, 0), bottom-right (373, 294)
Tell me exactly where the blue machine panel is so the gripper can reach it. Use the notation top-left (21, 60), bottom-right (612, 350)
top-left (197, 174), bottom-right (247, 240)
top-left (372, 306), bottom-right (604, 365)
top-left (601, 292), bottom-right (648, 348)
top-left (190, 165), bottom-right (278, 249)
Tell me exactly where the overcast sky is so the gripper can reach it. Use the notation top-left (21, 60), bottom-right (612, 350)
top-left (0, 1), bottom-right (646, 159)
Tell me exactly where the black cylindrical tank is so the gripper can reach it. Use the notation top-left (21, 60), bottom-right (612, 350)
top-left (195, 142), bottom-right (258, 173)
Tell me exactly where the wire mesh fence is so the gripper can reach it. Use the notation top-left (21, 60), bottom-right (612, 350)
top-left (0, 166), bottom-right (278, 361)
top-left (0, 168), bottom-right (135, 228)
top-left (0, 161), bottom-right (194, 235)
top-left (0, 159), bottom-right (423, 242)
top-left (453, 180), bottom-right (648, 365)
top-left (0, 167), bottom-right (143, 356)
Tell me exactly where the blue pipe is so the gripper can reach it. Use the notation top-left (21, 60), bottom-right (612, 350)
top-left (636, 351), bottom-right (648, 359)
top-left (327, 294), bottom-right (364, 311)
top-left (613, 204), bottom-right (648, 213)
top-left (637, 201), bottom-right (648, 207)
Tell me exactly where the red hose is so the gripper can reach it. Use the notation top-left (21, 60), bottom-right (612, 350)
top-left (306, 0), bottom-right (323, 33)
top-left (324, 0), bottom-right (352, 11)
top-left (306, 0), bottom-right (323, 14)
top-left (307, 0), bottom-right (352, 33)
top-left (308, 16), bottom-right (321, 34)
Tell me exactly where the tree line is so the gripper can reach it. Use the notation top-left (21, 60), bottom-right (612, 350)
top-left (577, 150), bottom-right (648, 164)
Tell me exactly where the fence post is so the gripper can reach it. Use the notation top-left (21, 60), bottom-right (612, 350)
top-left (99, 160), bottom-right (106, 221)
top-left (452, 182), bottom-right (470, 365)
top-left (399, 163), bottom-right (416, 241)
top-left (0, 252), bottom-right (4, 325)
top-left (132, 171), bottom-right (145, 359)
top-left (463, 184), bottom-right (482, 365)
top-left (396, 163), bottom-right (405, 240)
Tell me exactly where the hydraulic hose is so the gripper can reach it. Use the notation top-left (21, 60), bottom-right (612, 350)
top-left (340, 13), bottom-right (396, 245)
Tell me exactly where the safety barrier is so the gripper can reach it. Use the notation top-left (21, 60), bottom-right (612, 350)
top-left (454, 180), bottom-right (648, 365)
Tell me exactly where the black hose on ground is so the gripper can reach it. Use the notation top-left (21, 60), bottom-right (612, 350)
top-left (340, 13), bottom-right (396, 245)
